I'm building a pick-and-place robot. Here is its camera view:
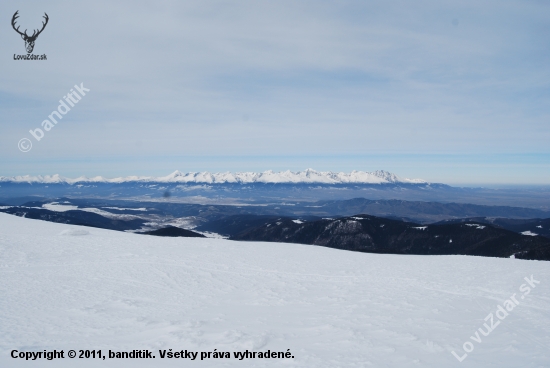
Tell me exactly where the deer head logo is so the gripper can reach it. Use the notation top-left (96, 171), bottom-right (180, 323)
top-left (11, 11), bottom-right (49, 54)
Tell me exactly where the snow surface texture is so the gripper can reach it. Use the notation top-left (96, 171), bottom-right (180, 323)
top-left (0, 213), bottom-right (549, 368)
top-left (0, 169), bottom-right (426, 185)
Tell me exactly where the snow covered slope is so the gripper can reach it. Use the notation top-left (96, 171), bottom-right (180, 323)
top-left (0, 213), bottom-right (549, 367)
top-left (0, 169), bottom-right (426, 185)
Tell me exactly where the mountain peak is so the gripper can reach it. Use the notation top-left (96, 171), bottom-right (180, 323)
top-left (0, 170), bottom-right (428, 185)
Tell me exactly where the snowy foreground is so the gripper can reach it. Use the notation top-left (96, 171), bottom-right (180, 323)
top-left (1, 213), bottom-right (549, 368)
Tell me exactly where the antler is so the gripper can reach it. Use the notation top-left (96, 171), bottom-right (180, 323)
top-left (30, 13), bottom-right (49, 39)
top-left (11, 11), bottom-right (49, 39)
top-left (11, 10), bottom-right (27, 37)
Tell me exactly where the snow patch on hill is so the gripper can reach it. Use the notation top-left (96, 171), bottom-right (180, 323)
top-left (521, 231), bottom-right (538, 236)
top-left (40, 203), bottom-right (142, 220)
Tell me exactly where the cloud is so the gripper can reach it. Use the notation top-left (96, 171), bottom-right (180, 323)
top-left (0, 0), bottom-right (549, 182)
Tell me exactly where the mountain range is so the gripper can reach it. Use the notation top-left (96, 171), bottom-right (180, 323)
top-left (2, 172), bottom-right (550, 212)
top-left (0, 169), bottom-right (426, 185)
top-left (1, 197), bottom-right (549, 260)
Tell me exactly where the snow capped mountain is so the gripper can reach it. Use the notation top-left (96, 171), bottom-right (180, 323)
top-left (0, 169), bottom-right (427, 185)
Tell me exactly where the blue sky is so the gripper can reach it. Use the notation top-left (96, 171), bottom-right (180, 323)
top-left (1, 0), bottom-right (549, 184)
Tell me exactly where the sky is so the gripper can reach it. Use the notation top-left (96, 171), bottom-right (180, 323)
top-left (1, 0), bottom-right (549, 184)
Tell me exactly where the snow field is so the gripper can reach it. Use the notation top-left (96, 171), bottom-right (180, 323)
top-left (0, 213), bottom-right (549, 367)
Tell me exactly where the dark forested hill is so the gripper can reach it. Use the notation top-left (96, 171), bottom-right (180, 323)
top-left (231, 215), bottom-right (550, 261)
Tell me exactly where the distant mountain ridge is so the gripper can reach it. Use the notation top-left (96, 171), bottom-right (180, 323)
top-left (1, 199), bottom-right (549, 260)
top-left (0, 169), bottom-right (427, 185)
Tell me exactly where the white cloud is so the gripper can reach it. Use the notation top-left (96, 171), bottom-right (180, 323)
top-left (0, 0), bottom-right (549, 182)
